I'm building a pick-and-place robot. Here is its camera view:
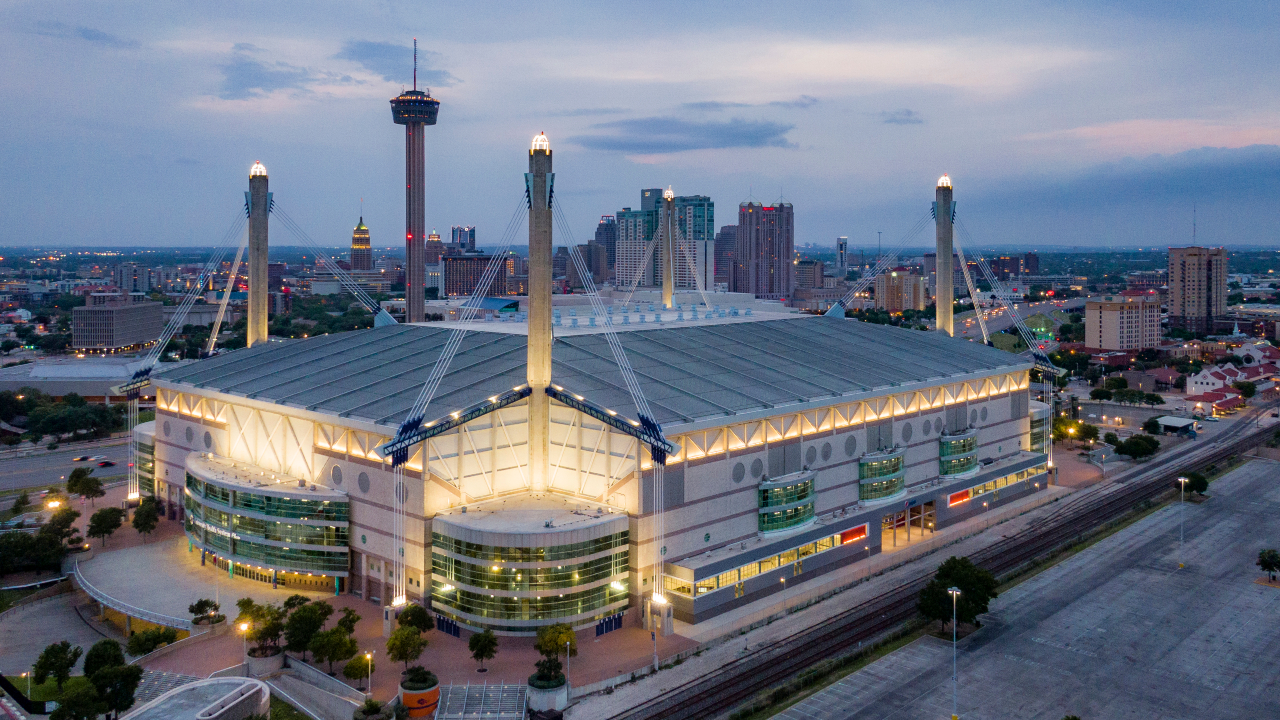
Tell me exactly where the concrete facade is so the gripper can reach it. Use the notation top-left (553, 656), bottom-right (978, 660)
top-left (71, 301), bottom-right (163, 351)
top-left (1168, 246), bottom-right (1228, 333)
top-left (1085, 293), bottom-right (1162, 351)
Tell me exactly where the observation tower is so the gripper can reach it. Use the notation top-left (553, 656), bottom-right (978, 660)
top-left (391, 39), bottom-right (440, 323)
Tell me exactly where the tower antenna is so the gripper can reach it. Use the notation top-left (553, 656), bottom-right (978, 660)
top-left (1192, 202), bottom-right (1196, 242)
top-left (413, 38), bottom-right (418, 91)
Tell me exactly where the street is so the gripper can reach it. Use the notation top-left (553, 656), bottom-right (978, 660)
top-left (955, 298), bottom-right (1086, 341)
top-left (0, 440), bottom-right (130, 493)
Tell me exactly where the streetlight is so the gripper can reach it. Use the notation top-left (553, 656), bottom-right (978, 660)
top-left (948, 587), bottom-right (961, 720)
top-left (366, 652), bottom-right (374, 700)
top-left (1177, 476), bottom-right (1188, 569)
top-left (238, 622), bottom-right (250, 658)
top-left (566, 640), bottom-right (571, 685)
top-left (650, 591), bottom-right (666, 672)
top-left (22, 671), bottom-right (29, 697)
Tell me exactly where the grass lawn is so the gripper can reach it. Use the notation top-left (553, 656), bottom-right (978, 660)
top-left (3, 675), bottom-right (93, 702)
top-left (271, 694), bottom-right (314, 720)
top-left (0, 587), bottom-right (39, 613)
top-left (1023, 313), bottom-right (1055, 331)
top-left (991, 332), bottom-right (1027, 353)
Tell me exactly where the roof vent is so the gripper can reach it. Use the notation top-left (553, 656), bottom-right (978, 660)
top-left (297, 479), bottom-right (306, 488)
top-left (544, 519), bottom-right (553, 528)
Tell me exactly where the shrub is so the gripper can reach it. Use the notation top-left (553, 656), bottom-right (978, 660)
top-left (125, 627), bottom-right (178, 656)
top-left (918, 556), bottom-right (998, 627)
top-left (82, 639), bottom-right (126, 678)
top-left (401, 666), bottom-right (437, 690)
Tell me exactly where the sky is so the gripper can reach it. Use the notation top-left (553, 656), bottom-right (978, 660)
top-left (2, 1), bottom-right (1279, 252)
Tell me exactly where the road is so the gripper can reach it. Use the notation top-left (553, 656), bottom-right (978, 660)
top-left (956, 298), bottom-right (1086, 342)
top-left (774, 457), bottom-right (1280, 720)
top-left (0, 441), bottom-right (130, 493)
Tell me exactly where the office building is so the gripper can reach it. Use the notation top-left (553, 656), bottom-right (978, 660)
top-left (566, 243), bottom-right (608, 289)
top-left (614, 190), bottom-right (713, 292)
top-left (732, 202), bottom-right (794, 300)
top-left (874, 269), bottom-right (928, 313)
top-left (72, 301), bottom-right (163, 351)
top-left (1168, 246), bottom-right (1228, 333)
top-left (614, 189), bottom-right (663, 289)
top-left (451, 226), bottom-right (476, 253)
top-left (594, 216), bottom-right (618, 273)
top-left (443, 254), bottom-right (505, 298)
top-left (836, 237), bottom-right (848, 273)
top-left (714, 226), bottom-right (737, 285)
top-left (351, 218), bottom-right (373, 271)
top-left (113, 263), bottom-right (153, 294)
top-left (795, 259), bottom-right (826, 290)
top-left (1085, 292), bottom-right (1162, 351)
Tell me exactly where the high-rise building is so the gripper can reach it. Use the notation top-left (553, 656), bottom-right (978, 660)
top-left (663, 195), bottom-right (714, 292)
top-left (566, 243), bottom-right (608, 289)
top-left (1022, 252), bottom-right (1039, 276)
top-left (443, 254), bottom-right (505, 297)
top-left (1085, 292), bottom-right (1161, 351)
top-left (390, 45), bottom-right (441, 324)
top-left (425, 229), bottom-right (444, 263)
top-left (732, 202), bottom-right (794, 299)
top-left (350, 218), bottom-right (373, 271)
top-left (836, 237), bottom-right (848, 272)
top-left (552, 247), bottom-right (569, 279)
top-left (874, 269), bottom-right (928, 312)
top-left (451, 226), bottom-right (476, 253)
top-left (112, 263), bottom-right (152, 293)
top-left (614, 189), bottom-right (663, 289)
top-left (593, 216), bottom-right (618, 275)
top-left (795, 259), bottom-right (825, 290)
top-left (1168, 246), bottom-right (1227, 333)
top-left (714, 225), bottom-right (737, 285)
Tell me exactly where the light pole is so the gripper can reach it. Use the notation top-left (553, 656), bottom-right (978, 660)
top-left (948, 587), bottom-right (961, 720)
top-left (1177, 476), bottom-right (1188, 569)
top-left (566, 640), bottom-right (571, 685)
top-left (239, 622), bottom-right (250, 659)
top-left (366, 652), bottom-right (374, 700)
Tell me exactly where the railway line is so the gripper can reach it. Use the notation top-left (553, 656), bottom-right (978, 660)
top-left (605, 405), bottom-right (1278, 720)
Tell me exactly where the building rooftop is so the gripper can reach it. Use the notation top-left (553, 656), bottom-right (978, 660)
top-left (154, 315), bottom-right (1029, 431)
top-left (186, 453), bottom-right (346, 500)
top-left (123, 677), bottom-right (269, 720)
top-left (434, 492), bottom-right (627, 536)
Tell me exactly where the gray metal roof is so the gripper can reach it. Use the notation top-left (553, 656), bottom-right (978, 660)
top-left (154, 316), bottom-right (1029, 429)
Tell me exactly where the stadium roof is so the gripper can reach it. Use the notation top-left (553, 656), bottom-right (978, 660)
top-left (154, 316), bottom-right (1030, 430)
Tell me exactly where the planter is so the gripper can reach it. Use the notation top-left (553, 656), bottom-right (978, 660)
top-left (399, 680), bottom-right (440, 719)
top-left (245, 649), bottom-right (285, 676)
top-left (527, 680), bottom-right (570, 713)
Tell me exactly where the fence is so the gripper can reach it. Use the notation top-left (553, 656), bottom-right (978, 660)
top-left (73, 559), bottom-right (192, 630)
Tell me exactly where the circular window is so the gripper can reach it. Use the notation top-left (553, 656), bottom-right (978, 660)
top-left (981, 406), bottom-right (989, 422)
top-left (845, 435), bottom-right (857, 457)
top-left (331, 466), bottom-right (343, 485)
top-left (805, 446), bottom-right (817, 466)
top-left (934, 418), bottom-right (943, 434)
top-left (203, 431), bottom-right (212, 450)
top-left (163, 421), bottom-right (171, 437)
top-left (185, 427), bottom-right (194, 443)
top-left (821, 442), bottom-right (832, 461)
top-left (360, 534), bottom-right (367, 545)
top-left (357, 472), bottom-right (371, 494)
top-left (704, 533), bottom-right (711, 542)
top-left (750, 458), bottom-right (764, 478)
top-left (970, 409), bottom-right (978, 426)
top-left (732, 463), bottom-right (746, 483)
top-left (923, 420), bottom-right (932, 437)
top-left (902, 423), bottom-right (913, 443)
top-left (395, 481), bottom-right (407, 503)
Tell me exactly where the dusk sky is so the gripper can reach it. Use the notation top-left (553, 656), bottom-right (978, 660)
top-left (3, 1), bottom-right (1279, 251)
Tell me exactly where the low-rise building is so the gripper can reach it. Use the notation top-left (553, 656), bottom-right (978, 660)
top-left (71, 301), bottom-right (163, 351)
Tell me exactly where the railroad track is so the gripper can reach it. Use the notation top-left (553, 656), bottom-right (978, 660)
top-left (606, 408), bottom-right (1277, 720)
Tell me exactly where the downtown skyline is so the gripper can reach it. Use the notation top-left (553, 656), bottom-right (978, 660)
top-left (2, 1), bottom-right (1279, 249)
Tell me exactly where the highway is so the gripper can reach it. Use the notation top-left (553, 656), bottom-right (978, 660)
top-left (0, 440), bottom-right (130, 493)
top-left (955, 297), bottom-right (1086, 341)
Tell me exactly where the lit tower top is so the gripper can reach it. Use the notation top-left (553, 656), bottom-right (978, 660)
top-left (250, 161), bottom-right (267, 177)
top-left (531, 132), bottom-right (550, 153)
top-left (390, 39), bottom-right (441, 126)
top-left (937, 174), bottom-right (951, 188)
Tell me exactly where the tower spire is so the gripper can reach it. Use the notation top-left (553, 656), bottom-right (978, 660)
top-left (413, 38), bottom-right (417, 91)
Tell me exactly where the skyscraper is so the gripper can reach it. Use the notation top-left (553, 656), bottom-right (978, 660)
top-left (350, 218), bottom-right (372, 271)
top-left (426, 229), bottom-right (444, 263)
top-left (614, 189), bottom-right (662, 290)
top-left (934, 175), bottom-right (954, 337)
top-left (593, 216), bottom-right (617, 275)
top-left (390, 41), bottom-right (440, 323)
top-left (615, 190), bottom-right (713, 292)
top-left (451, 226), bottom-right (476, 252)
top-left (1168, 246), bottom-right (1228, 333)
top-left (714, 225), bottom-right (737, 286)
top-left (836, 237), bottom-right (848, 272)
top-left (732, 202), bottom-right (794, 299)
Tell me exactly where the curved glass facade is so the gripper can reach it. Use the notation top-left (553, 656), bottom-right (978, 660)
top-left (759, 478), bottom-right (813, 509)
top-left (759, 503), bottom-right (816, 532)
top-left (940, 455), bottom-right (979, 476)
top-left (939, 435), bottom-right (978, 457)
top-left (138, 441), bottom-right (155, 496)
top-left (431, 531), bottom-right (627, 563)
top-left (183, 460), bottom-right (350, 578)
top-left (860, 476), bottom-right (905, 501)
top-left (859, 452), bottom-right (904, 480)
top-left (859, 449), bottom-right (906, 502)
top-left (430, 579), bottom-right (629, 623)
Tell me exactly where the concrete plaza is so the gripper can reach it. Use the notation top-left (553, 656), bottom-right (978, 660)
top-left (774, 458), bottom-right (1280, 719)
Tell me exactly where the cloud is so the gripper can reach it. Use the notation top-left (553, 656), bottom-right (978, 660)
top-left (333, 40), bottom-right (459, 87)
top-left (880, 109), bottom-right (923, 125)
top-left (570, 117), bottom-right (796, 154)
top-left (683, 96), bottom-right (817, 112)
top-left (219, 52), bottom-right (316, 100)
top-left (549, 107), bottom-right (629, 117)
top-left (33, 22), bottom-right (138, 49)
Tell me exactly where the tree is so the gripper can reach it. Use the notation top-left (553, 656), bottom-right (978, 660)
top-left (1089, 388), bottom-right (1112, 401)
top-left (78, 476), bottom-right (105, 506)
top-left (1233, 381), bottom-right (1257, 399)
top-left (282, 594), bottom-right (311, 613)
top-left (335, 607), bottom-right (362, 635)
top-left (43, 507), bottom-right (82, 546)
top-left (1182, 472), bottom-right (1208, 495)
top-left (1104, 376), bottom-right (1128, 391)
top-left (284, 601), bottom-right (334, 659)
top-left (1144, 393), bottom-right (1165, 407)
top-left (66, 467), bottom-right (93, 495)
top-left (1077, 423), bottom-right (1099, 443)
top-left (1115, 434), bottom-right (1160, 460)
top-left (917, 556), bottom-right (999, 628)
top-left (534, 623), bottom-right (578, 662)
top-left (188, 598), bottom-right (221, 621)
top-left (397, 604), bottom-right (434, 634)
top-left (309, 628), bottom-right (358, 673)
top-left (1257, 549), bottom-right (1280, 582)
top-left (0, 339), bottom-right (20, 355)
top-left (33, 640), bottom-right (83, 691)
top-left (469, 629), bottom-right (498, 671)
top-left (11, 490), bottom-right (30, 515)
top-left (1103, 432), bottom-right (1119, 446)
top-left (87, 507), bottom-right (125, 546)
top-left (234, 598), bottom-right (286, 656)
top-left (386, 626), bottom-right (427, 671)
top-left (49, 683), bottom-right (106, 720)
top-left (82, 639), bottom-right (126, 679)
top-left (91, 663), bottom-right (143, 719)
top-left (131, 496), bottom-right (160, 540)
top-left (1142, 417), bottom-right (1162, 435)
top-left (343, 654), bottom-right (375, 688)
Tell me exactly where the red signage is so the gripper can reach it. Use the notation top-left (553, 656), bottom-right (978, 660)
top-left (948, 490), bottom-right (971, 507)
top-left (840, 525), bottom-right (868, 544)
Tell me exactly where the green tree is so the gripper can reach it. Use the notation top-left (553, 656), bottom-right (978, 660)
top-left (1144, 393), bottom-right (1165, 407)
top-left (66, 467), bottom-right (93, 495)
top-left (309, 628), bottom-right (358, 673)
top-left (1116, 434), bottom-right (1160, 460)
top-left (335, 607), bottom-right (362, 635)
top-left (1257, 549), bottom-right (1280, 582)
top-left (87, 507), bottom-right (125, 546)
top-left (1233, 381), bottom-right (1257, 399)
top-left (1104, 376), bottom-right (1128, 391)
top-left (0, 339), bottom-right (20, 355)
top-left (78, 475), bottom-right (105, 506)
top-left (534, 623), bottom-right (578, 661)
top-left (1103, 432), bottom-right (1119, 446)
top-left (917, 557), bottom-right (999, 628)
top-left (82, 639), bottom-right (126, 678)
top-left (49, 683), bottom-right (106, 720)
top-left (234, 598), bottom-right (286, 655)
top-left (1089, 388), bottom-right (1112, 401)
top-left (397, 604), bottom-right (434, 633)
top-left (131, 496), bottom-right (160, 540)
top-left (469, 629), bottom-right (498, 671)
top-left (33, 640), bottom-right (83, 691)
top-left (284, 601), bottom-right (334, 659)
top-left (43, 507), bottom-right (82, 546)
top-left (1142, 417), bottom-right (1162, 435)
top-left (282, 594), bottom-right (311, 613)
top-left (188, 598), bottom-right (221, 621)
top-left (91, 663), bottom-right (143, 719)
top-left (11, 490), bottom-right (30, 515)
top-left (386, 626), bottom-right (427, 671)
top-left (1182, 472), bottom-right (1208, 495)
top-left (343, 654), bottom-right (375, 687)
